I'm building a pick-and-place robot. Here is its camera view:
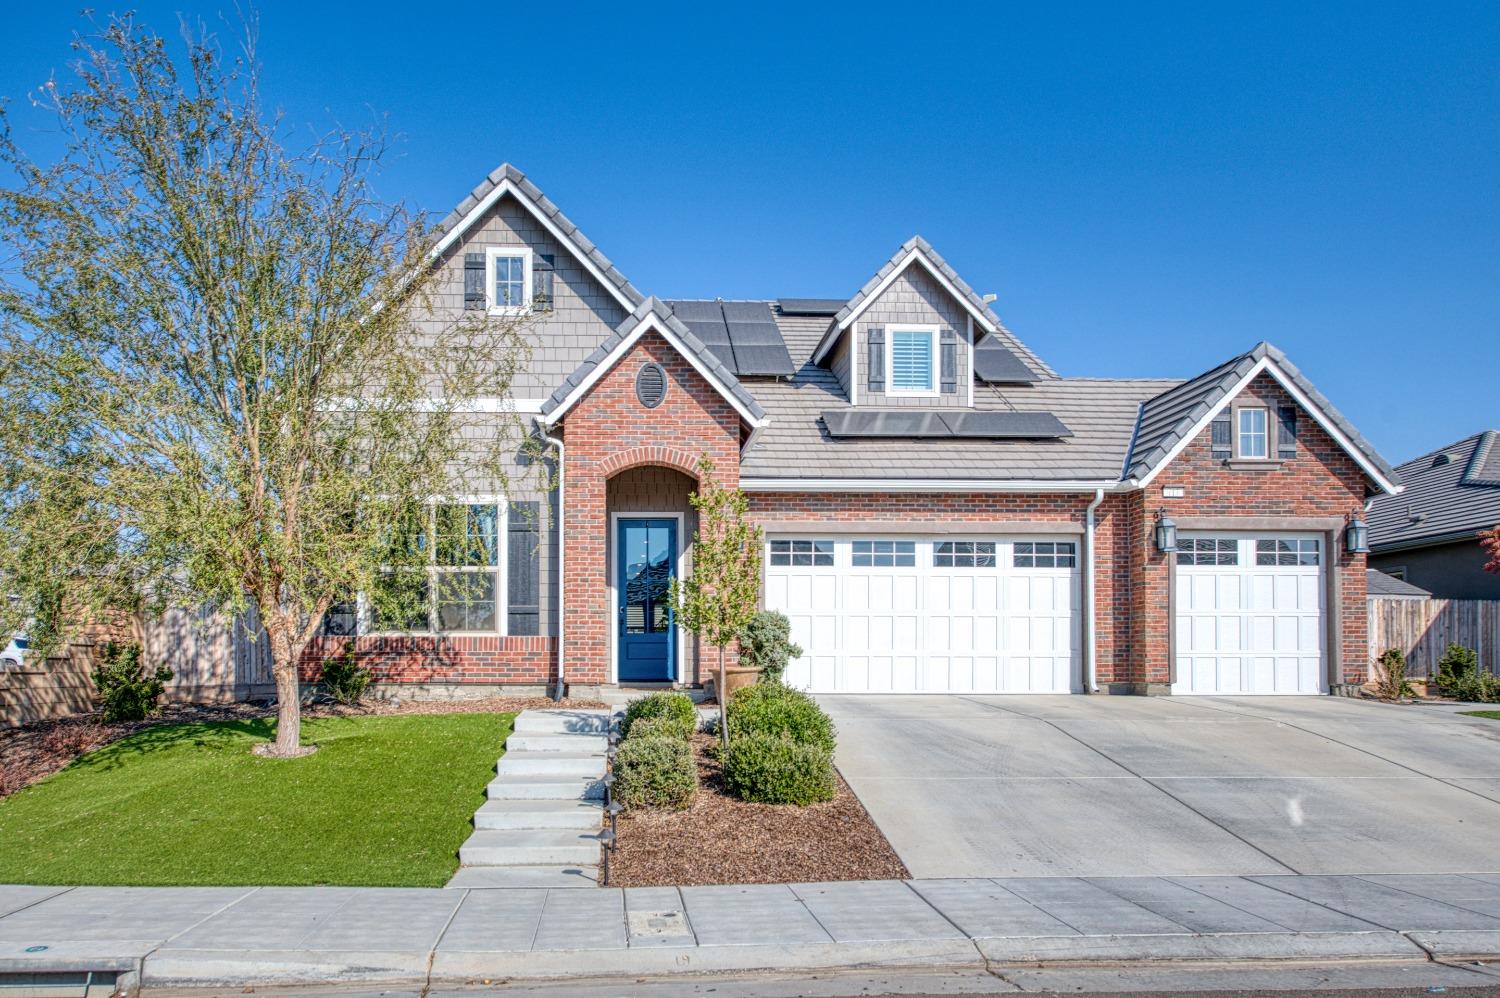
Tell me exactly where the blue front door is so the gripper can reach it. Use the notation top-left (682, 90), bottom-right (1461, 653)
top-left (617, 518), bottom-right (677, 682)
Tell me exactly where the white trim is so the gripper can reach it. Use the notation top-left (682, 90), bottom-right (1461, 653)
top-left (741, 477), bottom-right (1130, 494)
top-left (485, 245), bottom-right (533, 317)
top-left (813, 247), bottom-right (998, 364)
top-left (429, 178), bottom-right (637, 313)
top-left (1135, 355), bottom-right (1402, 494)
top-left (966, 315), bottom-right (975, 408)
top-left (608, 511), bottom-right (688, 686)
top-left (885, 325), bottom-right (941, 397)
top-left (850, 321), bottom-right (860, 406)
top-left (540, 313), bottom-right (766, 429)
top-left (317, 397), bottom-right (548, 414)
top-left (1236, 405), bottom-right (1270, 459)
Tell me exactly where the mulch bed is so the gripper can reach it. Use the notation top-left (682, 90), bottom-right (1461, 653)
top-left (606, 733), bottom-right (909, 887)
top-left (0, 694), bottom-right (605, 801)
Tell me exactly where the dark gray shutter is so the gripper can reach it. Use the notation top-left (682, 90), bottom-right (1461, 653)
top-left (1210, 412), bottom-right (1232, 459)
top-left (866, 325), bottom-right (885, 394)
top-left (1277, 405), bottom-right (1298, 459)
top-left (940, 329), bottom-right (958, 393)
top-left (534, 253), bottom-right (554, 312)
top-left (507, 501), bottom-right (540, 635)
top-left (464, 253), bottom-right (486, 310)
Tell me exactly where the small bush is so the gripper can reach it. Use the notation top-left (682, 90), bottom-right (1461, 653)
top-left (723, 731), bottom-right (835, 805)
top-left (727, 682), bottom-right (835, 753)
top-left (1441, 668), bottom-right (1500, 704)
top-left (739, 611), bottom-right (803, 685)
top-left (628, 714), bottom-right (693, 742)
top-left (1373, 647), bottom-right (1414, 700)
top-left (1434, 643), bottom-right (1479, 697)
top-left (621, 691), bottom-right (697, 740)
top-left (612, 735), bottom-right (697, 810)
top-left (91, 641), bottom-right (172, 723)
top-left (320, 640), bottom-right (372, 705)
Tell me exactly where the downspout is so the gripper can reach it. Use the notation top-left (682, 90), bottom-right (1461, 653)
top-left (541, 425), bottom-right (566, 702)
top-left (1083, 487), bottom-right (1105, 693)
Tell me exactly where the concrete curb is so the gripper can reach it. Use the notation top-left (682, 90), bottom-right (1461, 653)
top-left (1404, 929), bottom-right (1500, 961)
top-left (975, 930), bottom-right (1427, 965)
top-left (141, 949), bottom-right (433, 987)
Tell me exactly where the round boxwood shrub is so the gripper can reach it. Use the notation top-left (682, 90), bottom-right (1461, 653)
top-left (628, 713), bottom-right (694, 742)
top-left (727, 683), bottom-right (835, 754)
top-left (723, 731), bottom-right (835, 805)
top-left (620, 691), bottom-right (698, 740)
top-left (612, 735), bottom-right (697, 810)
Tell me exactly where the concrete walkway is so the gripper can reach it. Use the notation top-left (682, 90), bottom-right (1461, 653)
top-left (5, 874), bottom-right (1500, 988)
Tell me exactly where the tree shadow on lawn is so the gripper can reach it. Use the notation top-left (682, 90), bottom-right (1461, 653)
top-left (65, 718), bottom-right (274, 773)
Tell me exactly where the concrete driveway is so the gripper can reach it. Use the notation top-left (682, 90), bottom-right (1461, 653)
top-left (819, 694), bottom-right (1500, 879)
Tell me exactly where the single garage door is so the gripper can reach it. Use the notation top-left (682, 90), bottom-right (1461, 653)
top-left (765, 536), bottom-right (1080, 694)
top-left (1173, 533), bottom-right (1327, 695)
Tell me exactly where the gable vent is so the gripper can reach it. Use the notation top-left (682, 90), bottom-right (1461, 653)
top-left (636, 362), bottom-right (668, 409)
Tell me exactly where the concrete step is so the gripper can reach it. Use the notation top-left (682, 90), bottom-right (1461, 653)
top-left (512, 710), bottom-right (616, 735)
top-left (496, 751), bottom-right (607, 778)
top-left (505, 732), bottom-right (609, 753)
top-left (458, 828), bottom-right (602, 867)
top-left (487, 773), bottom-right (605, 801)
top-left (446, 864), bottom-right (598, 889)
top-left (473, 799), bottom-right (602, 831)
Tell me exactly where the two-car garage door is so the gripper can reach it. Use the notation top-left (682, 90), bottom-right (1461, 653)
top-left (765, 536), bottom-right (1080, 694)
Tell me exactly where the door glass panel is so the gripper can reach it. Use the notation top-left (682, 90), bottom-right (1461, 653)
top-left (622, 522), bottom-right (674, 635)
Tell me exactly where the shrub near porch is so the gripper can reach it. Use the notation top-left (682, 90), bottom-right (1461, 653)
top-left (0, 713), bottom-right (511, 887)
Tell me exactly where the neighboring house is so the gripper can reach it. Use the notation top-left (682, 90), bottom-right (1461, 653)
top-left (1366, 568), bottom-right (1431, 600)
top-left (1367, 431), bottom-right (1500, 599)
top-left (299, 163), bottom-right (1402, 698)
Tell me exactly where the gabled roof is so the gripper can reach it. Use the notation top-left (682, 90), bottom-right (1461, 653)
top-left (1124, 341), bottom-right (1401, 494)
top-left (1366, 569), bottom-right (1431, 599)
top-left (810, 236), bottom-right (1056, 377)
top-left (539, 297), bottom-right (767, 429)
top-left (429, 163), bottom-right (644, 312)
top-left (1368, 430), bottom-right (1500, 551)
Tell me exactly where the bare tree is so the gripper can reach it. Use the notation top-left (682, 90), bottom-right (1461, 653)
top-left (0, 12), bottom-right (537, 756)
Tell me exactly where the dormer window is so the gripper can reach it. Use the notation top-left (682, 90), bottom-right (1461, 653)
top-left (1237, 406), bottom-right (1269, 459)
top-left (887, 326), bottom-right (938, 395)
top-left (486, 246), bottom-right (533, 316)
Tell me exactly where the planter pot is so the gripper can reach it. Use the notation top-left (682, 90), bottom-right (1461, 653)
top-left (716, 665), bottom-right (761, 700)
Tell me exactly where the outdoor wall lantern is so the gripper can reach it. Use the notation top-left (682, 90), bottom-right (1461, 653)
top-left (1345, 514), bottom-right (1370, 555)
top-left (1153, 509), bottom-right (1179, 554)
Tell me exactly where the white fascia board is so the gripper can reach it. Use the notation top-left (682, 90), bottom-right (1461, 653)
top-left (813, 248), bottom-right (999, 365)
top-left (1136, 356), bottom-right (1402, 495)
top-left (540, 315), bottom-right (766, 430)
top-left (317, 397), bottom-right (547, 414)
top-left (427, 179), bottom-right (637, 314)
top-left (740, 477), bottom-right (1129, 494)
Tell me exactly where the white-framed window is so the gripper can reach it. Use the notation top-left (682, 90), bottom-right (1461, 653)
top-left (486, 246), bottom-right (533, 315)
top-left (769, 539), bottom-right (834, 567)
top-left (1013, 541), bottom-right (1076, 568)
top-left (852, 539), bottom-right (916, 567)
top-left (1177, 537), bottom-right (1238, 566)
top-left (369, 500), bottom-right (508, 634)
top-left (1237, 406), bottom-right (1269, 459)
top-left (887, 326), bottom-right (938, 395)
top-left (1255, 538), bottom-right (1320, 566)
top-left (933, 541), bottom-right (997, 568)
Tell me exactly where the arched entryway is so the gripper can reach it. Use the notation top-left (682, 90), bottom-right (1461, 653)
top-left (605, 465), bottom-right (699, 685)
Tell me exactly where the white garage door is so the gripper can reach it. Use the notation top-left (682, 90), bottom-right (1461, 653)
top-left (1173, 533), bottom-right (1327, 695)
top-left (765, 536), bottom-right (1080, 694)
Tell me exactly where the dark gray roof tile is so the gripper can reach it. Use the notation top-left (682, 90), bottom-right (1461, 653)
top-left (1369, 430), bottom-right (1500, 550)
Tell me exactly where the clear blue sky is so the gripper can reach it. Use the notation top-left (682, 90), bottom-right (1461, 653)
top-left (3, 2), bottom-right (1496, 464)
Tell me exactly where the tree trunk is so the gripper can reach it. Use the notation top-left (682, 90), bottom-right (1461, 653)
top-left (717, 644), bottom-right (729, 752)
top-left (265, 623), bottom-right (308, 757)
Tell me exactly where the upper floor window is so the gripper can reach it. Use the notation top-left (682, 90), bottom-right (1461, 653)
top-left (887, 327), bottom-right (937, 395)
top-left (1237, 407), bottom-right (1269, 459)
top-left (486, 247), bottom-right (533, 315)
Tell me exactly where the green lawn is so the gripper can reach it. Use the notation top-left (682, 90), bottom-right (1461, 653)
top-left (1459, 710), bottom-right (1500, 720)
top-left (0, 712), bottom-right (512, 887)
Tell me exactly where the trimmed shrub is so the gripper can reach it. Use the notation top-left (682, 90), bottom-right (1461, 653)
top-left (727, 682), bottom-right (835, 754)
top-left (628, 713), bottom-right (694, 742)
top-left (1435, 643), bottom-right (1479, 695)
top-left (1373, 647), bottom-right (1414, 700)
top-left (621, 691), bottom-right (697, 740)
top-left (1442, 668), bottom-right (1500, 704)
top-left (739, 611), bottom-right (802, 685)
top-left (320, 640), bottom-right (372, 705)
top-left (723, 731), bottom-right (835, 805)
top-left (613, 736), bottom-right (697, 810)
top-left (91, 641), bottom-right (172, 723)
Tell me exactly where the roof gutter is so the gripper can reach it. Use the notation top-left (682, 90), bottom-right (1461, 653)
top-left (739, 477), bottom-right (1132, 494)
top-left (1369, 527), bottom-right (1489, 555)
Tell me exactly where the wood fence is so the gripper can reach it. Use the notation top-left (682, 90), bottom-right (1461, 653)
top-left (1368, 596), bottom-right (1500, 677)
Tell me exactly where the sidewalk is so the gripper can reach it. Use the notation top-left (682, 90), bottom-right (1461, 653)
top-left (3, 874), bottom-right (1500, 989)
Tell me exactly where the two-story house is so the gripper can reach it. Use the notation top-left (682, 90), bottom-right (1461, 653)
top-left (305, 164), bottom-right (1402, 698)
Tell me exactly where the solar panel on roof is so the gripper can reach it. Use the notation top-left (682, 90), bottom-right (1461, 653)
top-left (821, 409), bottom-right (1070, 439)
top-left (661, 300), bottom-right (794, 376)
top-left (973, 337), bottom-right (1038, 383)
top-left (776, 298), bottom-right (845, 315)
